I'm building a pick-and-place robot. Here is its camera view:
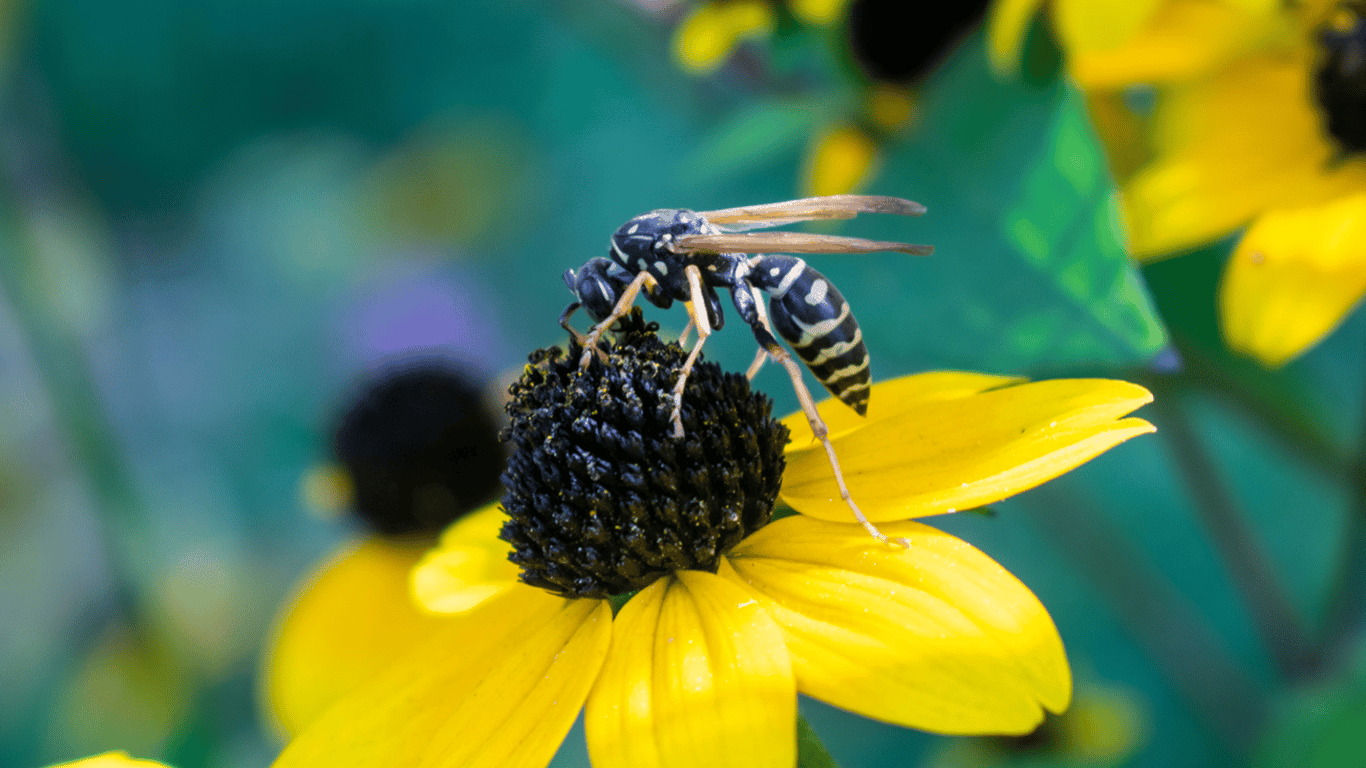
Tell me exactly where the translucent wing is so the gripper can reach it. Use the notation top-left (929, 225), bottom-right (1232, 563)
top-left (695, 194), bottom-right (926, 232)
top-left (672, 231), bottom-right (934, 255)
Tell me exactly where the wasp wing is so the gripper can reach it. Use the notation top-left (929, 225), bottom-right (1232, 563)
top-left (695, 195), bottom-right (926, 231)
top-left (672, 231), bottom-right (934, 255)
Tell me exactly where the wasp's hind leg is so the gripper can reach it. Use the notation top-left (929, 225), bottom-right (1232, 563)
top-left (579, 270), bottom-right (654, 368)
top-left (744, 308), bottom-right (908, 549)
top-left (668, 264), bottom-right (714, 438)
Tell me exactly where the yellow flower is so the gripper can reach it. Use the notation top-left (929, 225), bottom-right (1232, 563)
top-left (988, 0), bottom-right (1296, 88)
top-left (262, 537), bottom-right (450, 738)
top-left (992, 0), bottom-right (1366, 365)
top-left (45, 753), bottom-right (170, 768)
top-left (271, 360), bottom-right (1153, 768)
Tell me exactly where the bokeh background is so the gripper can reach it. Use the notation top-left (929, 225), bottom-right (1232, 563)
top-left (4, 1), bottom-right (1366, 767)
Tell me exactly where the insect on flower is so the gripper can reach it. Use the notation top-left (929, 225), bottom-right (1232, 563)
top-left (561, 194), bottom-right (933, 546)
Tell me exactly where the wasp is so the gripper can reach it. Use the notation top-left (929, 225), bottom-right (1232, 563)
top-left (561, 194), bottom-right (932, 546)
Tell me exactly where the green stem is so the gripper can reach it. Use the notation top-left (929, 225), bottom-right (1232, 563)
top-left (1024, 483), bottom-right (1266, 752)
top-left (1148, 383), bottom-right (1322, 681)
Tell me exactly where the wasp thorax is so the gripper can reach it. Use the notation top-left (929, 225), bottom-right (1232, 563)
top-left (499, 311), bottom-right (789, 599)
top-left (1316, 10), bottom-right (1366, 153)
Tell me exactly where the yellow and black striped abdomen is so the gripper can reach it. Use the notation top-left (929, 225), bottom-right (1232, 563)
top-left (754, 255), bottom-right (871, 415)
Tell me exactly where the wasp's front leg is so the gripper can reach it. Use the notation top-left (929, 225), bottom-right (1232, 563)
top-left (579, 270), bottom-right (655, 368)
top-left (668, 265), bottom-right (714, 438)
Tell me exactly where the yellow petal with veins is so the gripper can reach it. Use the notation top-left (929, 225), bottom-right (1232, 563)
top-left (410, 503), bottom-right (519, 614)
top-left (586, 571), bottom-right (795, 768)
top-left (263, 536), bottom-right (448, 738)
top-left (1221, 194), bottom-right (1366, 366)
top-left (781, 371), bottom-right (1023, 446)
top-left (781, 378), bottom-right (1153, 522)
top-left (271, 587), bottom-right (611, 768)
top-left (1123, 51), bottom-right (1366, 258)
top-left (724, 516), bottom-right (1070, 734)
top-left (1064, 0), bottom-right (1275, 88)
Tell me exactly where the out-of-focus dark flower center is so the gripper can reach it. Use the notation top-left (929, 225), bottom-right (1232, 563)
top-left (499, 311), bottom-right (789, 599)
top-left (1316, 9), bottom-right (1366, 153)
top-left (335, 361), bottom-right (503, 536)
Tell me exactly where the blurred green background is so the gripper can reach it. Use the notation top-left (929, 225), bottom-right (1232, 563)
top-left (4, 1), bottom-right (1366, 767)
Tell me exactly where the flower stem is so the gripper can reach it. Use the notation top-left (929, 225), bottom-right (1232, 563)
top-left (1024, 483), bottom-right (1266, 752)
top-left (1149, 384), bottom-right (1322, 681)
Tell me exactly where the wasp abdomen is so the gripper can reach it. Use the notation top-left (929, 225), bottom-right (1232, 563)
top-left (752, 255), bottom-right (870, 415)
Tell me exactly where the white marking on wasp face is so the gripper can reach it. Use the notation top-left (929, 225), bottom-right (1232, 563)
top-left (628, 224), bottom-right (640, 234)
top-left (769, 258), bottom-right (808, 299)
top-left (807, 327), bottom-right (862, 366)
top-left (805, 279), bottom-right (829, 306)
top-left (791, 300), bottom-right (850, 346)
top-left (654, 261), bottom-right (668, 275)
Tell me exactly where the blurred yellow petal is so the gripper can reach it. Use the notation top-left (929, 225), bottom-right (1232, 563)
top-left (782, 378), bottom-right (1153, 522)
top-left (790, 0), bottom-right (850, 27)
top-left (1052, 0), bottom-right (1164, 53)
top-left (1064, 0), bottom-right (1276, 88)
top-left (673, 1), bottom-right (774, 74)
top-left (411, 502), bottom-right (519, 614)
top-left (47, 753), bottom-right (171, 768)
top-left (1123, 51), bottom-right (1366, 257)
top-left (724, 516), bottom-right (1070, 734)
top-left (987, 0), bottom-right (1046, 75)
top-left (272, 587), bottom-right (611, 768)
top-left (585, 571), bottom-right (795, 768)
top-left (781, 371), bottom-right (1024, 445)
top-left (263, 536), bottom-right (448, 737)
top-left (804, 126), bottom-right (878, 198)
top-left (1220, 194), bottom-right (1366, 366)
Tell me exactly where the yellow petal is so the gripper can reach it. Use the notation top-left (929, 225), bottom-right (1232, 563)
top-left (1052, 0), bottom-right (1164, 54)
top-left (789, 0), bottom-right (850, 26)
top-left (46, 753), bottom-right (171, 768)
top-left (272, 586), bottom-right (612, 768)
top-left (986, 0), bottom-right (1047, 76)
top-left (724, 515), bottom-right (1070, 734)
top-left (585, 571), bottom-right (795, 768)
top-left (1122, 51), bottom-right (1366, 257)
top-left (1220, 194), bottom-right (1366, 366)
top-left (263, 536), bottom-right (449, 738)
top-left (411, 502), bottom-right (520, 614)
top-left (781, 371), bottom-right (1024, 446)
top-left (781, 378), bottom-right (1153, 522)
top-left (803, 126), bottom-right (877, 198)
top-left (672, 1), bottom-right (775, 75)
top-left (1064, 0), bottom-right (1278, 89)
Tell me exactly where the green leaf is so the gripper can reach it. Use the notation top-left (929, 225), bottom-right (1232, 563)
top-left (797, 714), bottom-right (841, 768)
top-left (844, 32), bottom-right (1169, 374)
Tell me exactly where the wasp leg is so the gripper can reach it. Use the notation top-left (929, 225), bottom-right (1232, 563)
top-left (747, 309), bottom-right (907, 548)
top-left (678, 316), bottom-right (694, 349)
top-left (561, 302), bottom-right (607, 363)
top-left (579, 270), bottom-right (655, 368)
top-left (669, 265), bottom-right (713, 438)
top-left (745, 347), bottom-right (767, 380)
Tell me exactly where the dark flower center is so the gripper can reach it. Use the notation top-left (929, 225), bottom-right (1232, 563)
top-left (334, 361), bottom-right (503, 536)
top-left (1316, 9), bottom-right (1366, 153)
top-left (498, 311), bottom-right (790, 599)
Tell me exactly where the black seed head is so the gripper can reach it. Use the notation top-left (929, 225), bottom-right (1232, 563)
top-left (334, 361), bottom-right (504, 536)
top-left (499, 310), bottom-right (790, 599)
top-left (1316, 8), bottom-right (1366, 153)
